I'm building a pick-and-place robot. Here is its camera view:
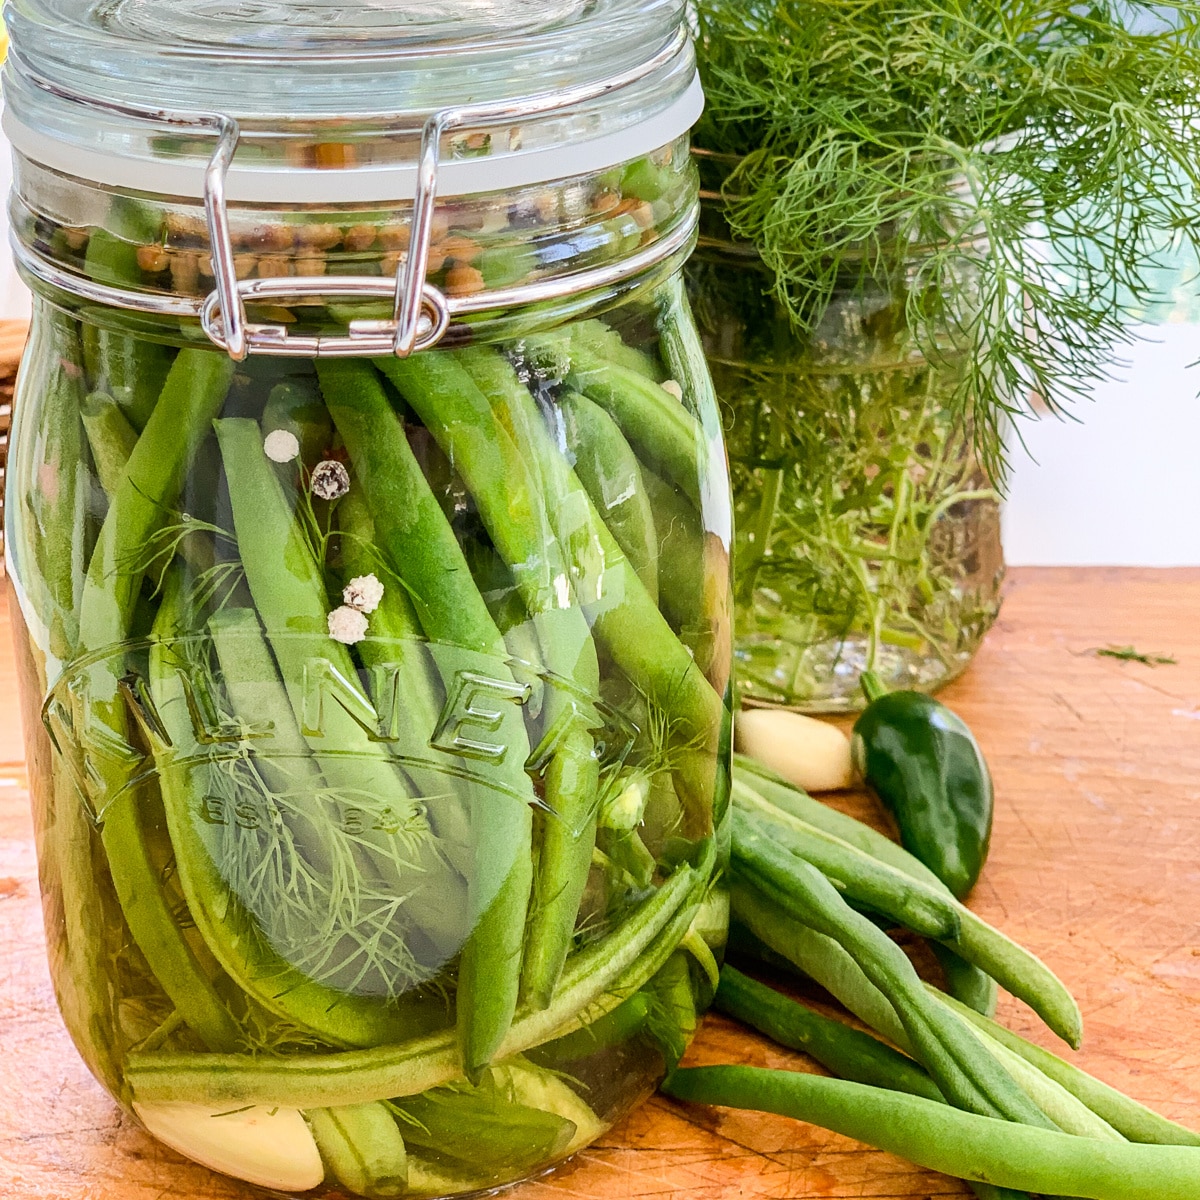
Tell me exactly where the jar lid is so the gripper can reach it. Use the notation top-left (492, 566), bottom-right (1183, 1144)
top-left (3, 0), bottom-right (701, 202)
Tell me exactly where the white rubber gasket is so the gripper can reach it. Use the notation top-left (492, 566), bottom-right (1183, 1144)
top-left (5, 75), bottom-right (703, 204)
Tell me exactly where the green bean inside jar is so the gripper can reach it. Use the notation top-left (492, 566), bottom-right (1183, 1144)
top-left (688, 209), bottom-right (1003, 711)
top-left (3, 2), bottom-right (731, 1195)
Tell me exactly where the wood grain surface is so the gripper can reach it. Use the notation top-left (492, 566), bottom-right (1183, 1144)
top-left (3, 567), bottom-right (1200, 1199)
top-left (0, 320), bottom-right (28, 375)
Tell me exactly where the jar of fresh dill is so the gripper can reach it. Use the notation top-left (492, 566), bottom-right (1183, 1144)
top-left (3, 2), bottom-right (731, 1195)
top-left (689, 167), bottom-right (1003, 712)
top-left (689, 0), bottom-right (1200, 712)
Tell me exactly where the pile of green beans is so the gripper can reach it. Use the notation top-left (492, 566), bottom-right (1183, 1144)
top-left (662, 759), bottom-right (1200, 1199)
top-left (8, 193), bottom-right (731, 1196)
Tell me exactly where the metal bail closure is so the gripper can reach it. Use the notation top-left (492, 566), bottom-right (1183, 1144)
top-left (11, 29), bottom-right (694, 361)
top-left (197, 112), bottom-right (454, 361)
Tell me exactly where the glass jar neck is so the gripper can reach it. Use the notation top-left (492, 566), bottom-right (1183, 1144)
top-left (12, 139), bottom-right (700, 353)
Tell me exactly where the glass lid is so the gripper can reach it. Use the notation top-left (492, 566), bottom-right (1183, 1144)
top-left (86, 0), bottom-right (586, 51)
top-left (4, 0), bottom-right (684, 116)
top-left (3, 0), bottom-right (699, 200)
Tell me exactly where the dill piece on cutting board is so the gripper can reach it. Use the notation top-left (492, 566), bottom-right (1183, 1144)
top-left (692, 0), bottom-right (1200, 482)
top-left (1095, 644), bottom-right (1178, 666)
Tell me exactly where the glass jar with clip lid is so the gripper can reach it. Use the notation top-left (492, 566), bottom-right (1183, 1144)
top-left (3, 2), bottom-right (732, 1193)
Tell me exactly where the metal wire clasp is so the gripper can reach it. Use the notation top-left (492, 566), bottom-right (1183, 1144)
top-left (195, 114), bottom-right (456, 361)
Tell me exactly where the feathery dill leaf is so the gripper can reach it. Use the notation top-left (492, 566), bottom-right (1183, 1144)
top-left (692, 0), bottom-right (1200, 479)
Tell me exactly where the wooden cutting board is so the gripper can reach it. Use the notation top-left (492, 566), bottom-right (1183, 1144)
top-left (3, 567), bottom-right (1200, 1198)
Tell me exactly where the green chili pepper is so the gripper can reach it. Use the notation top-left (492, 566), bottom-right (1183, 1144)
top-left (852, 672), bottom-right (994, 899)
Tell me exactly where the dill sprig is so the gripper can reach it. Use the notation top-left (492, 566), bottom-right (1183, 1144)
top-left (692, 0), bottom-right (1200, 479)
top-left (1095, 643), bottom-right (1177, 665)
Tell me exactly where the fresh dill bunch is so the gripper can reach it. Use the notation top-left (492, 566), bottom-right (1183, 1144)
top-left (691, 0), bottom-right (1200, 479)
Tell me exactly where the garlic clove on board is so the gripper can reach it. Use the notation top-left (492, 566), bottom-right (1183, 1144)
top-left (736, 708), bottom-right (856, 792)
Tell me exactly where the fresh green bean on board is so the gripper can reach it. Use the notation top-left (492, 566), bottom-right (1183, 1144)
top-left (13, 240), bottom-right (728, 1198)
top-left (732, 760), bottom-right (1082, 1049)
top-left (664, 1067), bottom-right (1200, 1200)
top-left (715, 966), bottom-right (943, 1103)
top-left (731, 819), bottom-right (1052, 1128)
top-left (678, 757), bottom-right (1200, 1200)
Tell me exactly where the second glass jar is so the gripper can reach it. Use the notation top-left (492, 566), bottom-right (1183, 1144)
top-left (689, 211), bottom-right (1004, 712)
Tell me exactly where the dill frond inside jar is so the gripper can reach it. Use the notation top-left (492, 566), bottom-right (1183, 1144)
top-left (689, 197), bottom-right (1003, 709)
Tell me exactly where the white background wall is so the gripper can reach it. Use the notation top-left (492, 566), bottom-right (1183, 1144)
top-left (1, 133), bottom-right (1195, 567)
top-left (0, 143), bottom-right (27, 324)
top-left (1003, 323), bottom-right (1200, 566)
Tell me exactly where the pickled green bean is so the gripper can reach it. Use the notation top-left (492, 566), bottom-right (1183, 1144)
top-left (522, 331), bottom-right (705, 505)
top-left (560, 389), bottom-right (659, 602)
top-left (215, 416), bottom-right (470, 965)
top-left (149, 595), bottom-right (451, 1048)
top-left (81, 199), bottom-right (175, 432)
top-left (335, 486), bottom-right (474, 883)
top-left (527, 993), bottom-right (652, 1067)
top-left (307, 1103), bottom-right (408, 1199)
top-left (640, 464), bottom-right (708, 636)
top-left (377, 352), bottom-right (724, 830)
top-left (261, 376), bottom-right (331, 466)
top-left (448, 347), bottom-right (603, 1008)
top-left (28, 311), bottom-right (87, 657)
top-left (316, 359), bottom-right (535, 1080)
top-left (566, 319), bottom-right (665, 383)
top-left (392, 1069), bottom-right (575, 1179)
top-left (126, 851), bottom-right (708, 1108)
top-left (81, 391), bottom-right (138, 499)
top-left (74, 347), bottom-right (239, 1050)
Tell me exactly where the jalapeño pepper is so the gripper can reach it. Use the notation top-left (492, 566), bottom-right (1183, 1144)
top-left (851, 673), bottom-right (993, 899)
